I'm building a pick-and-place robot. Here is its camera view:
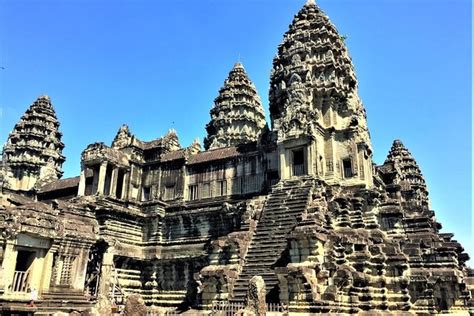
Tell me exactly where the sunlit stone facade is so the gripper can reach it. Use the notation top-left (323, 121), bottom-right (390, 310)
top-left (0, 1), bottom-right (472, 315)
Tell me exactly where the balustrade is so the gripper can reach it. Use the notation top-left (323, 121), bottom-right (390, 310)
top-left (11, 270), bottom-right (30, 292)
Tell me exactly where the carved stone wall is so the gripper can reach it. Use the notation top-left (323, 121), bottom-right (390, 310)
top-left (0, 1), bottom-right (471, 314)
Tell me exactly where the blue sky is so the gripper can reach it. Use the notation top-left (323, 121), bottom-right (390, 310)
top-left (0, 0), bottom-right (472, 258)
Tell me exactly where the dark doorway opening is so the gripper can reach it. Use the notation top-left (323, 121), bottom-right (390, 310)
top-left (15, 250), bottom-right (36, 272)
top-left (292, 149), bottom-right (305, 176)
top-left (343, 158), bottom-right (353, 178)
top-left (116, 169), bottom-right (124, 199)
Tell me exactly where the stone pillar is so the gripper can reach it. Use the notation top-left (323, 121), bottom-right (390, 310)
top-left (307, 141), bottom-right (316, 176)
top-left (352, 142), bottom-right (359, 178)
top-left (183, 261), bottom-right (189, 288)
top-left (121, 171), bottom-right (130, 200)
top-left (92, 167), bottom-right (99, 194)
top-left (72, 248), bottom-right (90, 290)
top-left (182, 165), bottom-right (189, 201)
top-left (278, 144), bottom-right (288, 180)
top-left (244, 275), bottom-right (267, 316)
top-left (78, 164), bottom-right (86, 196)
top-left (98, 247), bottom-right (114, 296)
top-left (1, 240), bottom-right (17, 293)
top-left (97, 161), bottom-right (108, 195)
top-left (329, 132), bottom-right (337, 177)
top-left (110, 167), bottom-right (119, 198)
top-left (0, 243), bottom-right (4, 294)
top-left (40, 249), bottom-right (55, 291)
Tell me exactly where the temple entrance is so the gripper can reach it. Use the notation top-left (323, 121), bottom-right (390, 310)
top-left (292, 148), bottom-right (305, 176)
top-left (84, 240), bottom-right (108, 297)
top-left (12, 249), bottom-right (36, 292)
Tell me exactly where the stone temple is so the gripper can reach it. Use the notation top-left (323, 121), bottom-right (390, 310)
top-left (0, 1), bottom-right (472, 315)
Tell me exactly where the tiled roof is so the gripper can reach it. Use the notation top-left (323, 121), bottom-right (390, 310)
top-left (132, 137), bottom-right (163, 150)
top-left (38, 176), bottom-right (80, 193)
top-left (187, 146), bottom-right (242, 165)
top-left (161, 149), bottom-right (186, 162)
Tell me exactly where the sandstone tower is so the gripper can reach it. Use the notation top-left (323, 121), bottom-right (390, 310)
top-left (270, 0), bottom-right (372, 186)
top-left (0, 1), bottom-right (471, 315)
top-left (1, 95), bottom-right (65, 191)
top-left (204, 62), bottom-right (266, 150)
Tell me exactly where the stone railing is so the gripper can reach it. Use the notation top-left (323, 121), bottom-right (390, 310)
top-left (211, 301), bottom-right (288, 315)
top-left (11, 270), bottom-right (29, 292)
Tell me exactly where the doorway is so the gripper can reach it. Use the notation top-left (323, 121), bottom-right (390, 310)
top-left (12, 249), bottom-right (36, 292)
top-left (292, 148), bottom-right (305, 176)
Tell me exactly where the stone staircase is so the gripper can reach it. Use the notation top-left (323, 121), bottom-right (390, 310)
top-left (36, 286), bottom-right (93, 313)
top-left (145, 290), bottom-right (187, 307)
top-left (231, 177), bottom-right (314, 302)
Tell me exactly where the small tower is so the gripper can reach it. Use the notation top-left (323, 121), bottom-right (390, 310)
top-left (269, 1), bottom-right (372, 186)
top-left (204, 62), bottom-right (266, 150)
top-left (112, 124), bottom-right (133, 149)
top-left (382, 139), bottom-right (429, 208)
top-left (1, 95), bottom-right (65, 191)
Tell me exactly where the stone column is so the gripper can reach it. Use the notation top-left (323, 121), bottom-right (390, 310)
top-left (98, 247), bottom-right (114, 296)
top-left (29, 249), bottom-right (46, 291)
top-left (329, 132), bottom-right (337, 177)
top-left (78, 163), bottom-right (86, 196)
top-left (183, 261), bottom-right (189, 288)
top-left (352, 142), bottom-right (359, 178)
top-left (110, 167), bottom-right (119, 198)
top-left (40, 249), bottom-right (55, 291)
top-left (1, 240), bottom-right (17, 293)
top-left (0, 243), bottom-right (4, 294)
top-left (121, 171), bottom-right (130, 200)
top-left (182, 164), bottom-right (189, 201)
top-left (307, 141), bottom-right (316, 176)
top-left (245, 276), bottom-right (267, 316)
top-left (72, 248), bottom-right (90, 290)
top-left (278, 143), bottom-right (288, 180)
top-left (97, 161), bottom-right (108, 195)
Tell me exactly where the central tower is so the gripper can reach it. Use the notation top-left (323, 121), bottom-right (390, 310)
top-left (269, 0), bottom-right (373, 186)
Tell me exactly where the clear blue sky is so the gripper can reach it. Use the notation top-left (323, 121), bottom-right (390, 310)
top-left (1, 0), bottom-right (472, 259)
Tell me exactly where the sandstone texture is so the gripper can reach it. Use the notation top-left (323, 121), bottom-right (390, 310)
top-left (0, 0), bottom-right (471, 315)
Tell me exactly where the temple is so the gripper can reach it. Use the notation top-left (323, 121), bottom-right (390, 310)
top-left (0, 1), bottom-right (472, 315)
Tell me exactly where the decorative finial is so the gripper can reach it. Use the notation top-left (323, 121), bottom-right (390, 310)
top-left (167, 128), bottom-right (177, 136)
top-left (234, 61), bottom-right (244, 69)
top-left (393, 139), bottom-right (404, 147)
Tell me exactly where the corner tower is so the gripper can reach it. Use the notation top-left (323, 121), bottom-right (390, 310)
top-left (204, 62), bottom-right (266, 150)
top-left (269, 0), bottom-right (372, 186)
top-left (381, 139), bottom-right (429, 208)
top-left (1, 95), bottom-right (65, 191)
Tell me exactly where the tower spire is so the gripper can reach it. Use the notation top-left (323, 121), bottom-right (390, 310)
top-left (1, 95), bottom-right (65, 191)
top-left (269, 0), bottom-right (373, 186)
top-left (204, 62), bottom-right (266, 150)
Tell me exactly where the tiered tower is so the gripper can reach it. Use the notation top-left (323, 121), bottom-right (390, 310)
top-left (382, 139), bottom-right (429, 207)
top-left (378, 140), bottom-right (471, 311)
top-left (269, 0), bottom-right (372, 186)
top-left (1, 95), bottom-right (65, 191)
top-left (204, 62), bottom-right (266, 150)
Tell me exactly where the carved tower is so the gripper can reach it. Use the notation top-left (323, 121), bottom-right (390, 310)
top-left (269, 0), bottom-right (373, 186)
top-left (381, 139), bottom-right (430, 208)
top-left (204, 62), bottom-right (266, 150)
top-left (1, 95), bottom-right (65, 191)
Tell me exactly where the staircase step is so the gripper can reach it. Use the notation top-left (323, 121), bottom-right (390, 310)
top-left (232, 179), bottom-right (314, 300)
